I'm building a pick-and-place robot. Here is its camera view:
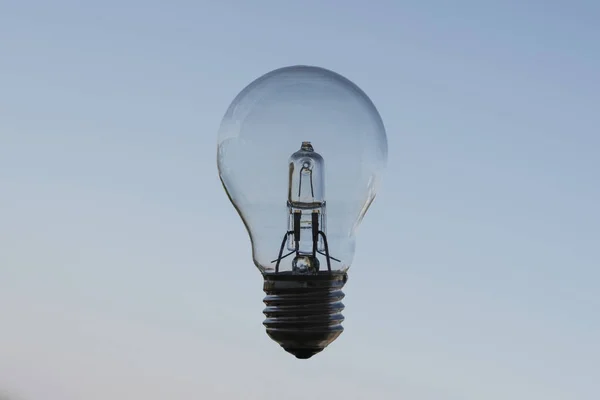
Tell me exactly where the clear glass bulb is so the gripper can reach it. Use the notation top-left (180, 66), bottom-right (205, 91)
top-left (217, 65), bottom-right (388, 275)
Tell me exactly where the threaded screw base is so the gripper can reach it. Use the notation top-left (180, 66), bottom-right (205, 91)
top-left (262, 271), bottom-right (348, 359)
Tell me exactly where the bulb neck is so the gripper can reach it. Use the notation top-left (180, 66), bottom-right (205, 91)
top-left (262, 270), bottom-right (348, 359)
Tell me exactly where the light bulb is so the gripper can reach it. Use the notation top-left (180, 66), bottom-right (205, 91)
top-left (217, 65), bottom-right (387, 359)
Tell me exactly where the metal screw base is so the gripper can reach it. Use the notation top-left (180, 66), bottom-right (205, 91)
top-left (262, 271), bottom-right (348, 359)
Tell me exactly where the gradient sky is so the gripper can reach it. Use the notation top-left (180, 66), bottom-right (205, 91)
top-left (1, 1), bottom-right (599, 399)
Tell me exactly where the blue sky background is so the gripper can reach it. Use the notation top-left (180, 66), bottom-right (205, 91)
top-left (0, 1), bottom-right (598, 399)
